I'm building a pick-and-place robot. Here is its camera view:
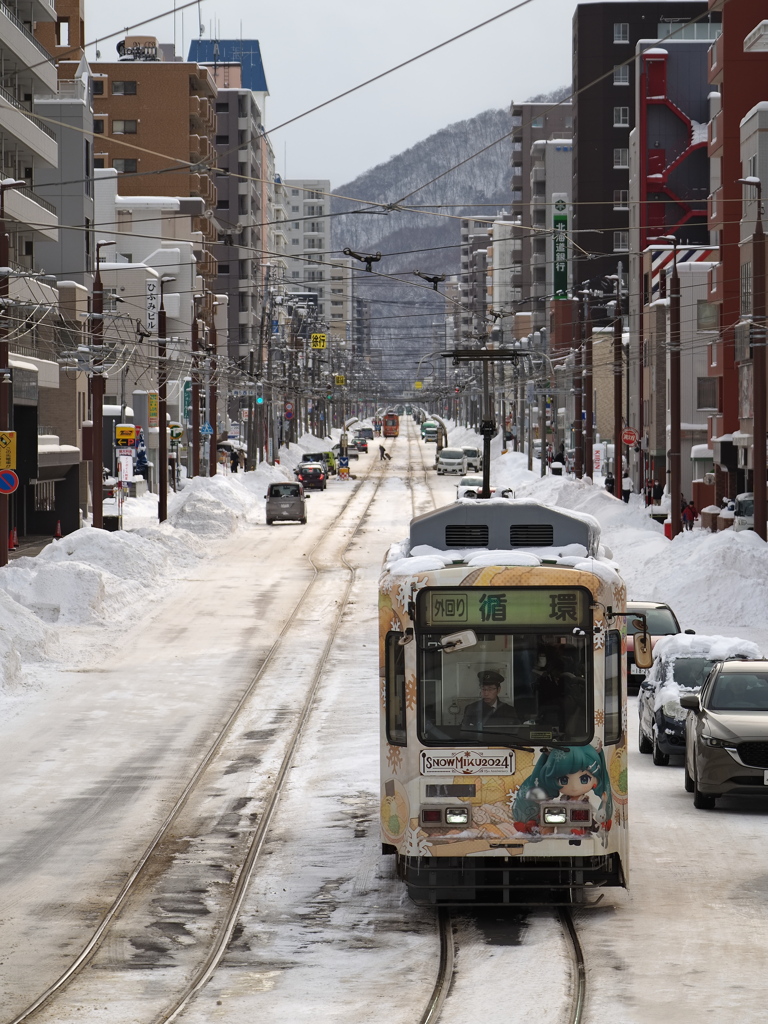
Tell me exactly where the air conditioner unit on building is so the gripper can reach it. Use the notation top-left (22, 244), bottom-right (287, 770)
top-left (703, 472), bottom-right (715, 486)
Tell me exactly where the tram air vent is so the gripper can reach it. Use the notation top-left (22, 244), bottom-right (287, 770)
top-left (445, 524), bottom-right (489, 548)
top-left (510, 524), bottom-right (554, 547)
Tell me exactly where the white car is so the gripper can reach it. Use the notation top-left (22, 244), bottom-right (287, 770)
top-left (461, 446), bottom-right (482, 471)
top-left (436, 448), bottom-right (468, 475)
top-left (456, 475), bottom-right (492, 498)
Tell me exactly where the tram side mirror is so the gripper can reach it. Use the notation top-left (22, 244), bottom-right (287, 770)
top-left (439, 629), bottom-right (478, 653)
top-left (632, 617), bottom-right (654, 670)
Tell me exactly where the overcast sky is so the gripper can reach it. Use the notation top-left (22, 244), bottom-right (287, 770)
top-left (84, 0), bottom-right (579, 188)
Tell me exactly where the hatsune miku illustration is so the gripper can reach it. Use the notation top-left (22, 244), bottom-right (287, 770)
top-left (512, 743), bottom-right (613, 841)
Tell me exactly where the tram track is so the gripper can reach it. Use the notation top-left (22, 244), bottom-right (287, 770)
top-left (6, 454), bottom-right (385, 1024)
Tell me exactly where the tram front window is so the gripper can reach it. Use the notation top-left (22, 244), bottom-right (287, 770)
top-left (419, 632), bottom-right (591, 746)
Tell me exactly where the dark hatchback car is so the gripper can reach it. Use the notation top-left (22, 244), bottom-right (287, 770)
top-left (626, 601), bottom-right (683, 693)
top-left (351, 437), bottom-right (369, 453)
top-left (295, 462), bottom-right (327, 490)
top-left (682, 660), bottom-right (768, 808)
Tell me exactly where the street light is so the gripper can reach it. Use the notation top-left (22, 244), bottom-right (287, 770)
top-left (91, 239), bottom-right (116, 531)
top-left (651, 235), bottom-right (680, 536)
top-left (738, 177), bottom-right (766, 541)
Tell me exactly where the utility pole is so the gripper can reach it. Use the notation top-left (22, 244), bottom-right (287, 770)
top-left (209, 315), bottom-right (218, 477)
top-left (0, 179), bottom-right (23, 564)
top-left (574, 302), bottom-right (583, 479)
top-left (92, 238), bottom-right (116, 530)
top-left (613, 263), bottom-right (624, 499)
top-left (740, 177), bottom-right (766, 540)
top-left (669, 244), bottom-right (681, 538)
top-left (246, 347), bottom-right (255, 469)
top-left (191, 314), bottom-right (200, 477)
top-left (583, 289), bottom-right (594, 478)
top-left (157, 276), bottom-right (175, 522)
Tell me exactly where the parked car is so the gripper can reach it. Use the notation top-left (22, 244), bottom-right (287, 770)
top-left (457, 475), bottom-right (493, 499)
top-left (732, 492), bottom-right (754, 532)
top-left (303, 451), bottom-right (334, 474)
top-left (626, 600), bottom-right (685, 693)
top-left (332, 443), bottom-right (358, 460)
top-left (265, 482), bottom-right (308, 525)
top-left (461, 446), bottom-right (482, 472)
top-left (436, 447), bottom-right (468, 475)
top-left (682, 658), bottom-right (768, 808)
top-left (638, 634), bottom-right (761, 765)
top-left (351, 437), bottom-right (369, 453)
top-left (295, 462), bottom-right (327, 490)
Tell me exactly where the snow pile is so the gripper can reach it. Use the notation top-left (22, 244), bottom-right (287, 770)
top-left (167, 464), bottom-right (289, 536)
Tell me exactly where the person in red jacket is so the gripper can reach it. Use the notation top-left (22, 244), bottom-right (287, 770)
top-left (681, 500), bottom-right (698, 531)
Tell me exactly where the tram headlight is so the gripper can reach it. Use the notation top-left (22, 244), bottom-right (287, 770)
top-left (444, 807), bottom-right (470, 825)
top-left (542, 806), bottom-right (568, 825)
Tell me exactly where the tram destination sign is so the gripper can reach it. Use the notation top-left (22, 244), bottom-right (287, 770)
top-left (422, 588), bottom-right (590, 628)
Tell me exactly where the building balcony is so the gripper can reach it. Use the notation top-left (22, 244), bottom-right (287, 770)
top-left (0, 2), bottom-right (57, 92)
top-left (708, 33), bottom-right (724, 86)
top-left (708, 108), bottom-right (724, 157)
top-left (189, 95), bottom-right (215, 134)
top-left (5, 184), bottom-right (58, 241)
top-left (190, 133), bottom-right (214, 164)
top-left (0, 85), bottom-right (57, 165)
top-left (531, 251), bottom-right (546, 265)
top-left (531, 165), bottom-right (546, 182)
top-left (708, 185), bottom-right (724, 231)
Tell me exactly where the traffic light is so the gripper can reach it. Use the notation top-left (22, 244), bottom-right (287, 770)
top-left (256, 384), bottom-right (264, 405)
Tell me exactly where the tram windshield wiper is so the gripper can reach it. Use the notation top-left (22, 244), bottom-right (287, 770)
top-left (457, 729), bottom-right (534, 753)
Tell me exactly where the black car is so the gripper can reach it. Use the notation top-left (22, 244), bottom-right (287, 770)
top-left (295, 462), bottom-right (327, 490)
top-left (351, 437), bottom-right (369, 453)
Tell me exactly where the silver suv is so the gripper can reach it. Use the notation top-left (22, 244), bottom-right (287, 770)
top-left (265, 482), bottom-right (308, 524)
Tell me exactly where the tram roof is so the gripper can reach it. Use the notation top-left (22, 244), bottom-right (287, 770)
top-left (408, 500), bottom-right (601, 557)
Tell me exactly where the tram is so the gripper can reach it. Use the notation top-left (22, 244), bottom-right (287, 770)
top-left (379, 500), bottom-right (643, 906)
top-left (382, 412), bottom-right (400, 438)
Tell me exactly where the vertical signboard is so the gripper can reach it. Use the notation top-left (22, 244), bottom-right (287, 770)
top-left (147, 391), bottom-right (159, 429)
top-left (553, 194), bottom-right (568, 299)
top-left (146, 278), bottom-right (159, 335)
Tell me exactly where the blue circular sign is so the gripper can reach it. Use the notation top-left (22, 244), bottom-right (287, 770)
top-left (0, 470), bottom-right (19, 494)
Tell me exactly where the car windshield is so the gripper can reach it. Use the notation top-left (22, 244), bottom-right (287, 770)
top-left (419, 631), bottom-right (592, 746)
top-left (269, 484), bottom-right (301, 498)
top-left (709, 671), bottom-right (768, 711)
top-left (668, 657), bottom-right (712, 690)
top-left (441, 449), bottom-right (464, 459)
top-left (735, 497), bottom-right (754, 516)
top-left (462, 447), bottom-right (479, 456)
top-left (628, 607), bottom-right (679, 635)
top-left (300, 465), bottom-right (321, 474)
top-left (460, 477), bottom-right (483, 486)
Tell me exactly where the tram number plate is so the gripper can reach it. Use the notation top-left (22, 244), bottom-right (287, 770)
top-left (421, 749), bottom-right (515, 776)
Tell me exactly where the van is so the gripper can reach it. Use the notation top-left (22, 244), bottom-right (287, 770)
top-left (436, 448), bottom-right (468, 475)
top-left (356, 427), bottom-right (374, 440)
top-left (422, 421), bottom-right (438, 442)
top-left (733, 492), bottom-right (754, 531)
top-left (265, 482), bottom-right (309, 524)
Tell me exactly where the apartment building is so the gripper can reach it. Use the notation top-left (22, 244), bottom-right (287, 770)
top-left (572, 2), bottom-right (717, 298)
top-left (283, 178), bottom-right (331, 318)
top-left (459, 218), bottom-right (491, 338)
top-left (91, 39), bottom-right (219, 319)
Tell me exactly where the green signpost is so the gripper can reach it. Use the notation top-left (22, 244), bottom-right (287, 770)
top-left (553, 195), bottom-right (568, 299)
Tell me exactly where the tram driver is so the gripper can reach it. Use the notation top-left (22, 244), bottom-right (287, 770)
top-left (461, 670), bottom-right (520, 731)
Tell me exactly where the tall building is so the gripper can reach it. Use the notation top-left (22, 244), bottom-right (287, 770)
top-left (509, 99), bottom-right (572, 319)
top-left (572, 2), bottom-right (718, 296)
top-left (91, 38), bottom-right (219, 319)
top-left (283, 179), bottom-right (331, 318)
top-left (528, 137), bottom-right (573, 331)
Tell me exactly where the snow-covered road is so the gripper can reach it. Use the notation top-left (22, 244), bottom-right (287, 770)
top-left (2, 420), bottom-right (768, 1023)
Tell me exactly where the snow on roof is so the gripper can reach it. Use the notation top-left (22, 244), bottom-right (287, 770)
top-left (690, 444), bottom-right (713, 459)
top-left (653, 633), bottom-right (762, 662)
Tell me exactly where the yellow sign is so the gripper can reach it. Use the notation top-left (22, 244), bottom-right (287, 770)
top-left (311, 333), bottom-right (327, 349)
top-left (334, 374), bottom-right (346, 386)
top-left (0, 431), bottom-right (16, 469)
top-left (115, 424), bottom-right (137, 448)
top-left (414, 381), bottom-right (423, 389)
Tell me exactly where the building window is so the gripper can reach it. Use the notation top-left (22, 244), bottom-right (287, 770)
top-left (291, 188), bottom-right (299, 195)
top-left (93, 119), bottom-right (104, 134)
top-left (56, 18), bottom-right (70, 46)
top-left (215, 102), bottom-right (228, 112)
top-left (613, 190), bottom-right (629, 209)
top-left (613, 106), bottom-right (630, 126)
top-left (291, 238), bottom-right (300, 245)
top-left (614, 22), bottom-right (629, 43)
top-left (94, 157), bottom-right (104, 169)
top-left (613, 230), bottom-right (629, 251)
top-left (512, 141), bottom-right (522, 152)
top-left (613, 148), bottom-right (629, 168)
top-left (92, 79), bottom-right (104, 96)
top-left (741, 262), bottom-right (753, 315)
top-left (531, 116), bottom-right (544, 128)
top-left (512, 164), bottom-right (522, 177)
top-left (697, 300), bottom-right (719, 332)
top-left (613, 65), bottom-right (630, 85)
top-left (112, 119), bottom-right (137, 134)
top-left (112, 81), bottom-right (137, 95)
top-left (293, 221), bottom-right (300, 228)
top-left (291, 271), bottom-right (300, 278)
top-left (215, 134), bottom-right (229, 144)
top-left (216, 199), bottom-right (229, 209)
top-left (291, 205), bottom-right (299, 212)
top-left (113, 159), bottom-right (137, 173)
top-left (217, 264), bottom-right (230, 275)
top-left (697, 376), bottom-right (718, 410)
top-left (34, 481), bottom-right (55, 512)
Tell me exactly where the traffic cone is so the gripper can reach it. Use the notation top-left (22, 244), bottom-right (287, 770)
top-left (12, 527), bottom-right (18, 548)
top-left (53, 520), bottom-right (62, 540)
top-left (8, 528), bottom-right (15, 550)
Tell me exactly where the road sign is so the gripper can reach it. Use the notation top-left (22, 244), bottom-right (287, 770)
top-left (0, 469), bottom-right (19, 494)
top-left (414, 381), bottom-right (423, 390)
top-left (200, 422), bottom-right (214, 436)
top-left (284, 401), bottom-right (294, 421)
top-left (334, 374), bottom-right (346, 386)
top-left (311, 333), bottom-right (327, 349)
top-left (169, 422), bottom-right (183, 441)
top-left (0, 430), bottom-right (16, 470)
top-left (115, 424), bottom-right (137, 448)
top-left (621, 427), bottom-right (639, 446)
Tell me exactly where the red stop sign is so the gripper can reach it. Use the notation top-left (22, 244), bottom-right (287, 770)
top-left (621, 427), bottom-right (639, 446)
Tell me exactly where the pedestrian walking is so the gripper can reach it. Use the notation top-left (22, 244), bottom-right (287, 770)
top-left (230, 449), bottom-right (240, 473)
top-left (682, 500), bottom-right (699, 531)
top-left (379, 445), bottom-right (391, 461)
top-left (621, 473), bottom-right (633, 503)
top-left (604, 472), bottom-right (615, 493)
